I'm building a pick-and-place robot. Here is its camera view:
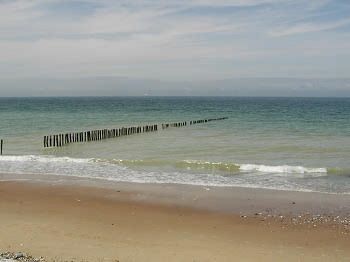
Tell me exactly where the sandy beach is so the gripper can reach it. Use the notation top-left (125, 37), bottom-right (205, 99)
top-left (0, 178), bottom-right (349, 262)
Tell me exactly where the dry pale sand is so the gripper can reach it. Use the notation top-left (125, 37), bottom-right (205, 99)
top-left (0, 181), bottom-right (349, 262)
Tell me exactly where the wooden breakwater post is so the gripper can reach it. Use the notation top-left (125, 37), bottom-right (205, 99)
top-left (0, 139), bottom-right (3, 155)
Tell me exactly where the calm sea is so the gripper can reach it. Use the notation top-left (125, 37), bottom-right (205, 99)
top-left (0, 97), bottom-right (349, 193)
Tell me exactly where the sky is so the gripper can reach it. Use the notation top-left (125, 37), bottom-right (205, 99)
top-left (0, 0), bottom-right (349, 96)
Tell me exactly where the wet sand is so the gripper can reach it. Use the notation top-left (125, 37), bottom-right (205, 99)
top-left (0, 179), bottom-right (349, 261)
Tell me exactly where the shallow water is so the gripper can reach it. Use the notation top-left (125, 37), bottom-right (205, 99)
top-left (0, 97), bottom-right (349, 193)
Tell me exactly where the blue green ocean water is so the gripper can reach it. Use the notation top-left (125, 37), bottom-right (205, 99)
top-left (0, 97), bottom-right (349, 193)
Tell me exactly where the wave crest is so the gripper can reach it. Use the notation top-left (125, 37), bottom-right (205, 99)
top-left (99, 159), bottom-right (329, 175)
top-left (177, 160), bottom-right (240, 173)
top-left (239, 164), bottom-right (327, 174)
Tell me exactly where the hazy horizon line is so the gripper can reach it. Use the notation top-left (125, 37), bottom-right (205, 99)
top-left (1, 95), bottom-right (349, 98)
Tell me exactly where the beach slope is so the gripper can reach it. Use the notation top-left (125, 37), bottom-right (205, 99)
top-left (0, 181), bottom-right (349, 262)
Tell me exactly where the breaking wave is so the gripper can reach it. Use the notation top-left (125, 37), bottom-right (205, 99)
top-left (0, 155), bottom-right (349, 194)
top-left (238, 164), bottom-right (327, 174)
top-left (0, 155), bottom-right (92, 163)
top-left (0, 155), bottom-right (342, 175)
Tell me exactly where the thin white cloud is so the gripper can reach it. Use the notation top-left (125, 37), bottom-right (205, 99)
top-left (0, 1), bottom-right (43, 26)
top-left (270, 18), bottom-right (350, 37)
top-left (185, 0), bottom-right (287, 7)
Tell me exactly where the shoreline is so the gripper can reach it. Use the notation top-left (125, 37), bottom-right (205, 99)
top-left (1, 172), bottom-right (350, 217)
top-left (1, 154), bottom-right (349, 195)
top-left (0, 175), bottom-right (349, 261)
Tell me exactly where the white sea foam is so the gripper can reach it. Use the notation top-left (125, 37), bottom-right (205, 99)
top-left (238, 164), bottom-right (327, 174)
top-left (0, 155), bottom-right (92, 163)
top-left (181, 160), bottom-right (327, 174)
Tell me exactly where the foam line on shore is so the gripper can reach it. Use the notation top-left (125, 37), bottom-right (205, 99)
top-left (0, 155), bottom-right (340, 175)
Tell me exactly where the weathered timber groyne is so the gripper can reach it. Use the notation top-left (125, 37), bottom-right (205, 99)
top-left (0, 139), bottom-right (3, 155)
top-left (43, 117), bottom-right (228, 148)
top-left (43, 124), bottom-right (157, 148)
top-left (162, 117), bottom-right (228, 129)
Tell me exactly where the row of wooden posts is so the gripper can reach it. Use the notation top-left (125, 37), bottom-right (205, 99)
top-left (162, 117), bottom-right (228, 129)
top-left (43, 117), bottom-right (228, 148)
top-left (43, 124), bottom-right (158, 148)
